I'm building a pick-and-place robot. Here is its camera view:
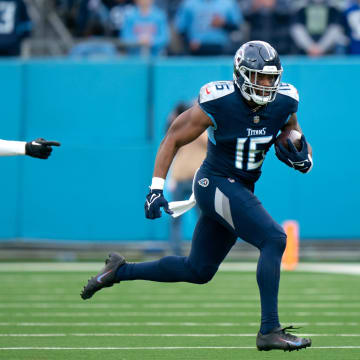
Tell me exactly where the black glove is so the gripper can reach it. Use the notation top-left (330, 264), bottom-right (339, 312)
top-left (275, 135), bottom-right (313, 173)
top-left (145, 189), bottom-right (173, 219)
top-left (25, 138), bottom-right (61, 159)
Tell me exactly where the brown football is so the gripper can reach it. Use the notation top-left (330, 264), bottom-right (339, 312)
top-left (276, 129), bottom-right (302, 151)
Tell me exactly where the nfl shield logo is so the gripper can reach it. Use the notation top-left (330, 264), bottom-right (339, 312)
top-left (253, 115), bottom-right (260, 124)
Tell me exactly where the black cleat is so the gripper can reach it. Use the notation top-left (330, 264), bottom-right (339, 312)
top-left (256, 326), bottom-right (312, 352)
top-left (80, 252), bottom-right (126, 300)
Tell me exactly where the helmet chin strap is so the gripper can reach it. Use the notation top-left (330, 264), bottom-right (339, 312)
top-left (250, 93), bottom-right (271, 105)
top-left (240, 83), bottom-right (270, 106)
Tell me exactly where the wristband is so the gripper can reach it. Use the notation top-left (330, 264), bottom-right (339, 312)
top-left (150, 177), bottom-right (165, 190)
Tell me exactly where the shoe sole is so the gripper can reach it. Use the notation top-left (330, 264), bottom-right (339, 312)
top-left (257, 342), bottom-right (311, 352)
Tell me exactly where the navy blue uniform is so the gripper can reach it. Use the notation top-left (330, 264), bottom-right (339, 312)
top-left (117, 80), bottom-right (299, 335)
top-left (199, 80), bottom-right (298, 183)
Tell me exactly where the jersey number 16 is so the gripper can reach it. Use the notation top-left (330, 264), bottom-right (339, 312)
top-left (235, 136), bottom-right (273, 170)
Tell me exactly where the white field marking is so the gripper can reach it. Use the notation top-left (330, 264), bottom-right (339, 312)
top-left (1, 302), bottom-right (360, 309)
top-left (0, 321), bottom-right (359, 327)
top-left (0, 322), bottom-right (305, 327)
top-left (219, 263), bottom-right (360, 275)
top-left (4, 311), bottom-right (360, 318)
top-left (1, 346), bottom-right (360, 350)
top-left (68, 333), bottom-right (360, 337)
top-left (0, 294), bottom-right (358, 301)
top-left (0, 311), bottom-right (257, 318)
top-left (1, 333), bottom-right (360, 338)
top-left (0, 334), bottom-right (65, 337)
top-left (0, 303), bottom-right (134, 309)
top-left (0, 262), bottom-right (359, 275)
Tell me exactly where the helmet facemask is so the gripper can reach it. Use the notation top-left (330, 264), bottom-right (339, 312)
top-left (235, 65), bottom-right (283, 105)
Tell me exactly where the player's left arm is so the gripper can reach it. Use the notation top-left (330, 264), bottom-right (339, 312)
top-left (282, 113), bottom-right (313, 158)
top-left (276, 113), bottom-right (313, 174)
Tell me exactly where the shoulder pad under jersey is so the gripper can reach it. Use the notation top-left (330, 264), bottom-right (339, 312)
top-left (199, 81), bottom-right (235, 104)
top-left (278, 83), bottom-right (299, 102)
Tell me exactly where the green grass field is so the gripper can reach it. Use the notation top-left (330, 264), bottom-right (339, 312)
top-left (0, 266), bottom-right (359, 360)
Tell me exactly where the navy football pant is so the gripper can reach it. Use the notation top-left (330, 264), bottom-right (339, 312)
top-left (116, 168), bottom-right (287, 334)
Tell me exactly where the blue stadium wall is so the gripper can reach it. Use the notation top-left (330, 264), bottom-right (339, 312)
top-left (0, 57), bottom-right (358, 242)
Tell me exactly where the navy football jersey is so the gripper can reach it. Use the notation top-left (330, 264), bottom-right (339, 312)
top-left (198, 80), bottom-right (299, 183)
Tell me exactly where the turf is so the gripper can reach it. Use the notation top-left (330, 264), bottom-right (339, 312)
top-left (0, 268), bottom-right (359, 360)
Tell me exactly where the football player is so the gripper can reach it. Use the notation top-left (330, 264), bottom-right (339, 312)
top-left (0, 138), bottom-right (60, 159)
top-left (81, 41), bottom-right (312, 352)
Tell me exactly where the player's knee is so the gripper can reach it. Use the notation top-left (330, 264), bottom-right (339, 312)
top-left (194, 268), bottom-right (217, 284)
top-left (188, 263), bottom-right (218, 284)
top-left (261, 226), bottom-right (287, 254)
top-left (273, 234), bottom-right (287, 254)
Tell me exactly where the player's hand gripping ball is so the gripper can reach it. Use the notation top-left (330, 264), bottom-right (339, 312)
top-left (275, 130), bottom-right (313, 173)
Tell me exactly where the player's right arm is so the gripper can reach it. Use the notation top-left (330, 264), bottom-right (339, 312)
top-left (153, 104), bottom-right (212, 180)
top-left (145, 104), bottom-right (212, 220)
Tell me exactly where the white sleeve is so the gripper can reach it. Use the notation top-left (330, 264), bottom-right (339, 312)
top-left (0, 139), bottom-right (26, 156)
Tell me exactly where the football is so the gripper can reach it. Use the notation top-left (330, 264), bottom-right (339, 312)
top-left (276, 129), bottom-right (302, 151)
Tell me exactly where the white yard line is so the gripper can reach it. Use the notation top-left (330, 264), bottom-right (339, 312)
top-left (0, 334), bottom-right (66, 337)
top-left (0, 321), bottom-right (358, 327)
top-left (1, 333), bottom-right (360, 337)
top-left (0, 295), bottom-right (357, 301)
top-left (0, 346), bottom-right (359, 350)
top-left (0, 303), bottom-right (360, 309)
top-left (0, 262), bottom-right (359, 275)
top-left (3, 311), bottom-right (359, 317)
top-left (1, 295), bottom-right (358, 301)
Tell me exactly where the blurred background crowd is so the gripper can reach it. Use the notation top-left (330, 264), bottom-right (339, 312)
top-left (3, 0), bottom-right (360, 58)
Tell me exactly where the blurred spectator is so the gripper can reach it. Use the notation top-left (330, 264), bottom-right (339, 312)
top-left (0, 0), bottom-right (31, 56)
top-left (155, 0), bottom-right (183, 20)
top-left (76, 0), bottom-right (133, 36)
top-left (121, 0), bottom-right (169, 56)
top-left (245, 0), bottom-right (295, 55)
top-left (342, 0), bottom-right (360, 54)
top-left (174, 0), bottom-right (243, 56)
top-left (56, 0), bottom-right (81, 33)
top-left (166, 101), bottom-right (207, 256)
top-left (290, 0), bottom-right (344, 56)
top-left (69, 20), bottom-right (118, 57)
top-left (108, 0), bottom-right (134, 36)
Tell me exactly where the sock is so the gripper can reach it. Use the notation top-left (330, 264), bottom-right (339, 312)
top-left (257, 237), bottom-right (285, 334)
top-left (116, 256), bottom-right (197, 283)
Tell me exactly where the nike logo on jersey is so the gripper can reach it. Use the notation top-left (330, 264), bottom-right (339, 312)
top-left (97, 270), bottom-right (112, 283)
top-left (206, 87), bottom-right (211, 95)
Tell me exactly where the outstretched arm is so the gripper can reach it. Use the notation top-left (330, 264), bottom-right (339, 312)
top-left (0, 138), bottom-right (61, 158)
